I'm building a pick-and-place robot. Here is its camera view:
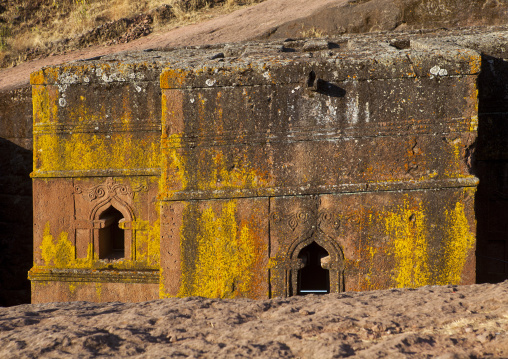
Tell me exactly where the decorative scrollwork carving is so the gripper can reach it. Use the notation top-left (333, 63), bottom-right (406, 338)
top-left (88, 186), bottom-right (106, 201)
top-left (271, 209), bottom-right (340, 232)
top-left (132, 183), bottom-right (149, 192)
top-left (287, 211), bottom-right (311, 231)
top-left (318, 211), bottom-right (340, 230)
top-left (288, 214), bottom-right (299, 231)
top-left (74, 177), bottom-right (133, 202)
top-left (270, 212), bottom-right (282, 223)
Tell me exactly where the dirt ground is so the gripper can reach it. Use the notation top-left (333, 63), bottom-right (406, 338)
top-left (0, 0), bottom-right (346, 91)
top-left (1, 281), bottom-right (507, 358)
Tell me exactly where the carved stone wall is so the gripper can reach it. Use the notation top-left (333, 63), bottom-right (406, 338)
top-left (27, 30), bottom-right (508, 303)
top-left (268, 197), bottom-right (345, 297)
top-left (157, 36), bottom-right (479, 299)
top-left (29, 60), bottom-right (163, 303)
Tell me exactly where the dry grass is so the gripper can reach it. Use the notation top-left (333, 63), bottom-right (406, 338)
top-left (300, 26), bottom-right (326, 38)
top-left (421, 311), bottom-right (508, 336)
top-left (0, 0), bottom-right (261, 68)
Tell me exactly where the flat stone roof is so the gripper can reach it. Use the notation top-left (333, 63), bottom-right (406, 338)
top-left (30, 27), bottom-right (508, 88)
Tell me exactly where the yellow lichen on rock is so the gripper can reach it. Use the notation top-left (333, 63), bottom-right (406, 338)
top-left (161, 134), bottom-right (188, 197)
top-left (160, 69), bottom-right (190, 89)
top-left (134, 217), bottom-right (161, 266)
top-left (32, 82), bottom-right (160, 175)
top-left (204, 150), bottom-right (267, 191)
top-left (364, 245), bottom-right (378, 290)
top-left (95, 283), bottom-right (102, 301)
top-left (40, 222), bottom-right (92, 269)
top-left (35, 131), bottom-right (160, 174)
top-left (68, 282), bottom-right (77, 294)
top-left (439, 202), bottom-right (475, 285)
top-left (32, 85), bottom-right (58, 124)
top-left (38, 221), bottom-right (160, 270)
top-left (384, 200), bottom-right (430, 288)
top-left (147, 218), bottom-right (161, 266)
top-left (178, 201), bottom-right (257, 298)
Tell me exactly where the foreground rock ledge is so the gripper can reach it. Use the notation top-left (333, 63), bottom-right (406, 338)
top-left (1, 281), bottom-right (507, 358)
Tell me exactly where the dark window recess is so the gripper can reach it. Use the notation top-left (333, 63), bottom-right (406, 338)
top-left (98, 206), bottom-right (125, 259)
top-left (297, 241), bottom-right (330, 295)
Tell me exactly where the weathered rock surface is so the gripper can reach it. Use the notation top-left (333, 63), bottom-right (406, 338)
top-left (28, 33), bottom-right (482, 302)
top-left (1, 0), bottom-right (508, 307)
top-left (1, 281), bottom-right (507, 358)
top-left (264, 0), bottom-right (508, 39)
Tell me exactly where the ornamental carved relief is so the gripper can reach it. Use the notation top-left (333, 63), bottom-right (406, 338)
top-left (268, 201), bottom-right (345, 297)
top-left (270, 209), bottom-right (340, 234)
top-left (74, 177), bottom-right (133, 202)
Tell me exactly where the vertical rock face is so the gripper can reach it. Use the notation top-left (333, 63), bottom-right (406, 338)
top-left (25, 30), bottom-right (508, 303)
top-left (157, 38), bottom-right (479, 298)
top-left (263, 0), bottom-right (508, 40)
top-left (457, 35), bottom-right (508, 284)
top-left (29, 61), bottom-right (163, 303)
top-left (0, 87), bottom-right (33, 306)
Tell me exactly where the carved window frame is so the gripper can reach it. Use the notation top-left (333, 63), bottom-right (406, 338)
top-left (269, 208), bottom-right (345, 297)
top-left (74, 178), bottom-right (136, 261)
top-left (91, 197), bottom-right (134, 260)
top-left (285, 230), bottom-right (345, 296)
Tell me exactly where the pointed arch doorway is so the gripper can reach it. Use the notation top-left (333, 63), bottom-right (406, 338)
top-left (274, 231), bottom-right (345, 297)
top-left (97, 206), bottom-right (125, 259)
top-left (297, 241), bottom-right (331, 295)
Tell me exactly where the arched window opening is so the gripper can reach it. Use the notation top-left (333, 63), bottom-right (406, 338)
top-left (297, 241), bottom-right (330, 295)
top-left (98, 206), bottom-right (125, 259)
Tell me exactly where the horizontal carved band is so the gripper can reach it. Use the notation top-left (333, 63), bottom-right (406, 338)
top-left (163, 117), bottom-right (476, 149)
top-left (34, 122), bottom-right (161, 135)
top-left (161, 176), bottom-right (479, 201)
top-left (29, 268), bottom-right (160, 284)
top-left (271, 210), bottom-right (340, 231)
top-left (74, 219), bottom-right (148, 230)
top-left (31, 168), bottom-right (161, 178)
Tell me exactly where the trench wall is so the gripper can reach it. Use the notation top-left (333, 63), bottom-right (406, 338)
top-left (464, 39), bottom-right (508, 282)
top-left (0, 87), bottom-right (33, 306)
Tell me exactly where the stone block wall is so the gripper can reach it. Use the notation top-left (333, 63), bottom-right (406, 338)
top-left (29, 61), bottom-right (163, 302)
top-left (158, 39), bottom-right (479, 298)
top-left (27, 36), bottom-right (482, 302)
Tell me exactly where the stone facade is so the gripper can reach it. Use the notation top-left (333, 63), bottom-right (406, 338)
top-left (28, 33), bottom-right (487, 302)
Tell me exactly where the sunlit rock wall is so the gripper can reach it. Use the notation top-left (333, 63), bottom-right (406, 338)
top-left (29, 36), bottom-right (480, 303)
top-left (158, 39), bottom-right (479, 298)
top-left (29, 61), bottom-right (163, 303)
